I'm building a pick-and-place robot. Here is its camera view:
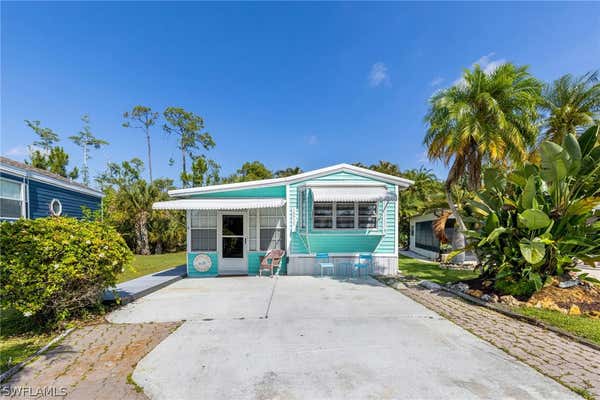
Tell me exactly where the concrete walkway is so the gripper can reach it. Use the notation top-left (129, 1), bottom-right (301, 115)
top-left (103, 265), bottom-right (187, 305)
top-left (108, 277), bottom-right (578, 399)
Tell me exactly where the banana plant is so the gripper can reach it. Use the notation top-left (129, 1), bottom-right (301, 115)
top-left (458, 125), bottom-right (600, 292)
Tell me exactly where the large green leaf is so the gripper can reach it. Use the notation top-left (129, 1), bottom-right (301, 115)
top-left (540, 141), bottom-right (569, 183)
top-left (485, 212), bottom-right (499, 234)
top-left (479, 227), bottom-right (508, 246)
top-left (519, 238), bottom-right (546, 264)
top-left (518, 209), bottom-right (552, 230)
top-left (483, 167), bottom-right (506, 192)
top-left (563, 134), bottom-right (581, 174)
top-left (521, 175), bottom-right (536, 209)
top-left (578, 125), bottom-right (599, 157)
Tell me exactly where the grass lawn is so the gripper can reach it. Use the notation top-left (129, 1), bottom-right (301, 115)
top-left (514, 306), bottom-right (600, 345)
top-left (0, 308), bottom-right (52, 374)
top-left (397, 254), bottom-right (478, 284)
top-left (117, 251), bottom-right (186, 283)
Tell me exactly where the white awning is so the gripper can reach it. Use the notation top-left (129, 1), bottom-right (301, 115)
top-left (152, 198), bottom-right (286, 210)
top-left (310, 186), bottom-right (396, 202)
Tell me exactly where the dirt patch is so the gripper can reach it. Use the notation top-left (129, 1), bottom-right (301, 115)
top-left (1, 321), bottom-right (180, 399)
top-left (527, 284), bottom-right (600, 314)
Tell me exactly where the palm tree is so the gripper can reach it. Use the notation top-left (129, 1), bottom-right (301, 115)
top-left (424, 63), bottom-right (542, 233)
top-left (540, 71), bottom-right (600, 144)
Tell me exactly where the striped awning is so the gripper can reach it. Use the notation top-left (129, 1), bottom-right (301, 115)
top-left (310, 186), bottom-right (396, 202)
top-left (152, 198), bottom-right (286, 210)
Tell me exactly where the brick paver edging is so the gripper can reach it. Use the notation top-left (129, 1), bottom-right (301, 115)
top-left (440, 285), bottom-right (600, 352)
top-left (388, 283), bottom-right (600, 399)
top-left (0, 327), bottom-right (75, 383)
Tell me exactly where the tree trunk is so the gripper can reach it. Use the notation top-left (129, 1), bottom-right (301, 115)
top-left (445, 187), bottom-right (466, 264)
top-left (181, 147), bottom-right (187, 187)
top-left (146, 131), bottom-right (153, 183)
top-left (135, 211), bottom-right (151, 255)
top-left (155, 240), bottom-right (163, 255)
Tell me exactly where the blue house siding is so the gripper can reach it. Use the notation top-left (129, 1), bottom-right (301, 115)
top-left (28, 180), bottom-right (101, 219)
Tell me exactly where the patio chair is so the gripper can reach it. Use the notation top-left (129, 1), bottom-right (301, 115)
top-left (259, 249), bottom-right (285, 277)
top-left (316, 253), bottom-right (335, 277)
top-left (353, 253), bottom-right (372, 278)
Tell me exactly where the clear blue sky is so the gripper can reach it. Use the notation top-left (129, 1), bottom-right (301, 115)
top-left (2, 2), bottom-right (599, 187)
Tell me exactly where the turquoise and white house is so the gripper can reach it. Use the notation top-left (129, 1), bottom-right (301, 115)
top-left (153, 164), bottom-right (412, 277)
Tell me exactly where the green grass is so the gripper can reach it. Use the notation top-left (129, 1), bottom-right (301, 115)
top-left (397, 254), bottom-right (478, 284)
top-left (117, 251), bottom-right (186, 283)
top-left (513, 306), bottom-right (600, 345)
top-left (0, 308), bottom-right (52, 374)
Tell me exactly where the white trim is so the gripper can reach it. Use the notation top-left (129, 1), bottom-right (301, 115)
top-left (303, 181), bottom-right (386, 188)
top-left (168, 163), bottom-right (413, 197)
top-left (394, 185), bottom-right (399, 255)
top-left (217, 211), bottom-right (248, 274)
top-left (312, 201), bottom-right (378, 230)
top-left (0, 164), bottom-right (103, 198)
top-left (285, 184), bottom-right (291, 256)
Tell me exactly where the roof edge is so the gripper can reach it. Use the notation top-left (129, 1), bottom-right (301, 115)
top-left (169, 163), bottom-right (414, 197)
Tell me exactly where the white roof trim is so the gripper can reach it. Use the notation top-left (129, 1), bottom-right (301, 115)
top-left (0, 164), bottom-right (104, 198)
top-left (168, 163), bottom-right (413, 197)
top-left (311, 186), bottom-right (397, 202)
top-left (153, 198), bottom-right (286, 210)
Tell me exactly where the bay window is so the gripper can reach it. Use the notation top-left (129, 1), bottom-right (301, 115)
top-left (313, 201), bottom-right (378, 229)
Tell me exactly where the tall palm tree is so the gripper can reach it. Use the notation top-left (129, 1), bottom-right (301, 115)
top-left (424, 63), bottom-right (542, 234)
top-left (540, 71), bottom-right (600, 144)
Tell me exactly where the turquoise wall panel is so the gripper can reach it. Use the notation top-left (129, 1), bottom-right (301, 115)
top-left (288, 170), bottom-right (397, 255)
top-left (187, 252), bottom-right (219, 277)
top-left (248, 251), bottom-right (287, 275)
top-left (190, 186), bottom-right (285, 198)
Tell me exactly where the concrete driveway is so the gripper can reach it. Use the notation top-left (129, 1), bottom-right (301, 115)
top-left (107, 277), bottom-right (578, 400)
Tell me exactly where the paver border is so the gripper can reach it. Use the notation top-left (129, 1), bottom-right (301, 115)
top-left (439, 285), bottom-right (600, 352)
top-left (0, 327), bottom-right (75, 383)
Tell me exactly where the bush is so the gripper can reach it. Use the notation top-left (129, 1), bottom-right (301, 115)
top-left (461, 126), bottom-right (600, 294)
top-left (493, 277), bottom-right (537, 299)
top-left (0, 217), bottom-right (133, 326)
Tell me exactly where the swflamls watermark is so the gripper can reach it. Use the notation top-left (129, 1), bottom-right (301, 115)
top-left (0, 385), bottom-right (67, 397)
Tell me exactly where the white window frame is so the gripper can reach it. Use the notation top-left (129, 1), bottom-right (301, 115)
top-left (189, 210), bottom-right (217, 252)
top-left (0, 177), bottom-right (26, 220)
top-left (312, 201), bottom-right (378, 230)
top-left (258, 207), bottom-right (286, 251)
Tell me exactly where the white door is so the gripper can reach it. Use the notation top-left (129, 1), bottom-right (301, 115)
top-left (218, 211), bottom-right (248, 275)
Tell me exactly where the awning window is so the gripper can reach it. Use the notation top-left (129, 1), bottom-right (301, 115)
top-left (152, 198), bottom-right (286, 210)
top-left (310, 186), bottom-right (396, 202)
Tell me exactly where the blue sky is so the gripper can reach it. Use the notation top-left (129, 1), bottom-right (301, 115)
top-left (2, 2), bottom-right (599, 187)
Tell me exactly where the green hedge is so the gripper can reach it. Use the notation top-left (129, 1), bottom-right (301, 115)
top-left (0, 217), bottom-right (132, 326)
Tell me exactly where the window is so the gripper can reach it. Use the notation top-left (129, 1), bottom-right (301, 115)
top-left (259, 207), bottom-right (286, 251)
top-left (50, 199), bottom-right (62, 216)
top-left (313, 202), bottom-right (333, 228)
top-left (0, 178), bottom-right (24, 219)
top-left (312, 201), bottom-right (378, 230)
top-left (358, 202), bottom-right (377, 229)
top-left (190, 210), bottom-right (217, 251)
top-left (335, 202), bottom-right (355, 229)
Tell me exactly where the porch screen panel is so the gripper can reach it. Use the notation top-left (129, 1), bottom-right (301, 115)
top-left (259, 207), bottom-right (286, 251)
top-left (190, 210), bottom-right (217, 251)
top-left (249, 209), bottom-right (258, 251)
top-left (414, 220), bottom-right (439, 252)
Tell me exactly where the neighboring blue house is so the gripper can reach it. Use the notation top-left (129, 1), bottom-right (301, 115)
top-left (0, 156), bottom-right (103, 221)
top-left (153, 163), bottom-right (413, 277)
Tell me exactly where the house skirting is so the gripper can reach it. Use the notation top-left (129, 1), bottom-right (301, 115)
top-left (287, 254), bottom-right (397, 276)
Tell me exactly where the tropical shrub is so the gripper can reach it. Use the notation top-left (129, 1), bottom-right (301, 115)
top-left (462, 125), bottom-right (600, 295)
top-left (0, 217), bottom-right (133, 325)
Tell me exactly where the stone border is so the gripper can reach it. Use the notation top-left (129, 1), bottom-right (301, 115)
top-left (437, 283), bottom-right (600, 352)
top-left (0, 327), bottom-right (75, 383)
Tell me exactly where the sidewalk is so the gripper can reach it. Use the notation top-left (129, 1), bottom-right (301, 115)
top-left (103, 265), bottom-right (187, 305)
